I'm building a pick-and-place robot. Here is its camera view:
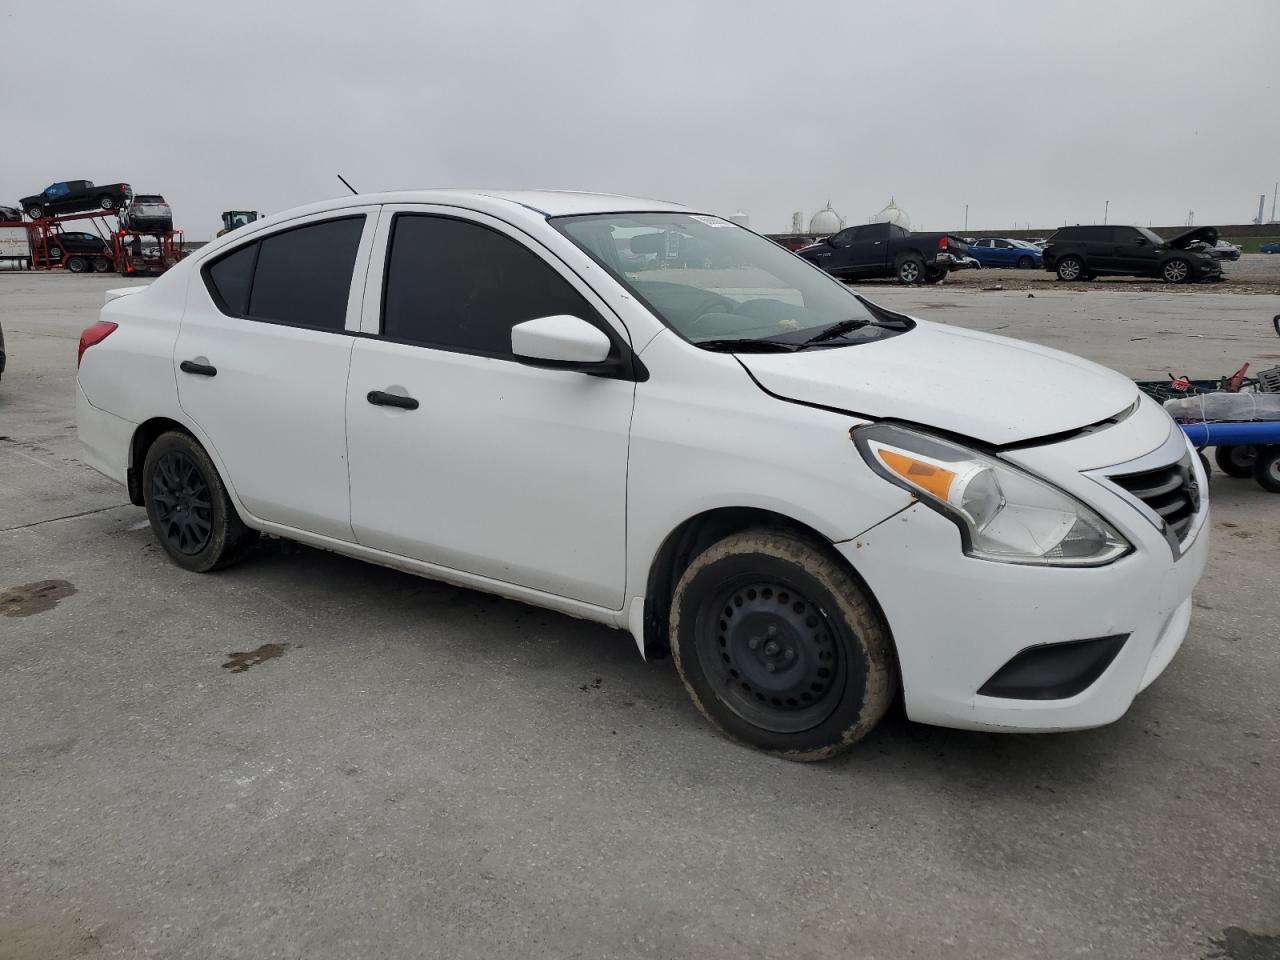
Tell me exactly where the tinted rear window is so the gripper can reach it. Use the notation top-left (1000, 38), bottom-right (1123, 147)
top-left (206, 243), bottom-right (257, 316)
top-left (248, 217), bottom-right (364, 331)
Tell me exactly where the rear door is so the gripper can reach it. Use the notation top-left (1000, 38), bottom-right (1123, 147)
top-left (174, 208), bottom-right (378, 539)
top-left (1083, 227), bottom-right (1118, 272)
top-left (848, 222), bottom-right (891, 273)
top-left (345, 206), bottom-right (634, 608)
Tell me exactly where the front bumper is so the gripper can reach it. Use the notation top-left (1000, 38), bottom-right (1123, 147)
top-left (840, 409), bottom-right (1209, 732)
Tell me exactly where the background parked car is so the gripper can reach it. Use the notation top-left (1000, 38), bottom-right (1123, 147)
top-left (1191, 239), bottom-right (1241, 262)
top-left (797, 221), bottom-right (969, 284)
top-left (119, 194), bottom-right (173, 232)
top-left (20, 180), bottom-right (133, 220)
top-left (968, 238), bottom-right (1042, 269)
top-left (1262, 241), bottom-right (1280, 254)
top-left (0, 204), bottom-right (21, 223)
top-left (1042, 225), bottom-right (1222, 283)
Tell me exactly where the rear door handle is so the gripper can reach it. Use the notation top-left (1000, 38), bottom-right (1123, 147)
top-left (180, 360), bottom-right (217, 377)
top-left (367, 390), bottom-right (419, 410)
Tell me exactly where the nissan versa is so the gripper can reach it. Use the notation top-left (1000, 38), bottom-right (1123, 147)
top-left (75, 191), bottom-right (1209, 760)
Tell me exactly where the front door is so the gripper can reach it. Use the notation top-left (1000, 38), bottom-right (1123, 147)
top-left (345, 208), bottom-right (634, 609)
top-left (174, 209), bottom-right (378, 540)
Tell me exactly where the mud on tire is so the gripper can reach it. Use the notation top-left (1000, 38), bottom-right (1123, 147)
top-left (669, 528), bottom-right (897, 761)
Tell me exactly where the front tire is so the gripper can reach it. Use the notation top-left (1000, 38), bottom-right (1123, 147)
top-left (1056, 256), bottom-right (1084, 281)
top-left (26, 205), bottom-right (44, 220)
top-left (1215, 445), bottom-right (1256, 478)
top-left (142, 431), bottom-right (257, 572)
top-left (670, 529), bottom-right (897, 761)
top-left (896, 256), bottom-right (925, 284)
top-left (1017, 255), bottom-right (1034, 269)
top-left (1161, 257), bottom-right (1191, 284)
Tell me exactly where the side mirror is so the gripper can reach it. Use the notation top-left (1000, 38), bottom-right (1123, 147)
top-left (1135, 237), bottom-right (1146, 246)
top-left (511, 315), bottom-right (613, 370)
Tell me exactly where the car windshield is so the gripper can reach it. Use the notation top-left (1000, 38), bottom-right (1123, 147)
top-left (551, 212), bottom-right (899, 349)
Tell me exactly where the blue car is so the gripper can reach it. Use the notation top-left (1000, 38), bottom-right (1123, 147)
top-left (1261, 241), bottom-right (1280, 254)
top-left (968, 237), bottom-right (1043, 269)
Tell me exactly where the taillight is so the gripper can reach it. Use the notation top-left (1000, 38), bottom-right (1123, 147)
top-left (77, 321), bottom-right (118, 368)
top-left (938, 236), bottom-right (949, 251)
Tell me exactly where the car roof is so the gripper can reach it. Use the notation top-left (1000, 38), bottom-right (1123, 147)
top-left (192, 189), bottom-right (702, 264)
top-left (273, 189), bottom-right (693, 219)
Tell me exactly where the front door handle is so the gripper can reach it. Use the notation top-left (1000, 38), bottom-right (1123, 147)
top-left (367, 390), bottom-right (419, 410)
top-left (180, 360), bottom-right (217, 377)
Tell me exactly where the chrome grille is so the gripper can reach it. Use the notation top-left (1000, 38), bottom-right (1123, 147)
top-left (1110, 451), bottom-right (1199, 542)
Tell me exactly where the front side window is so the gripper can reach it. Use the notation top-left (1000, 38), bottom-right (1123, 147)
top-left (203, 216), bottom-right (365, 331)
top-left (46, 183), bottom-right (70, 199)
top-left (381, 214), bottom-right (598, 357)
top-left (554, 212), bottom-right (900, 349)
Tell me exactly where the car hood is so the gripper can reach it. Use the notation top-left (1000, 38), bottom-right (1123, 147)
top-left (738, 318), bottom-right (1138, 446)
top-left (1163, 226), bottom-right (1218, 249)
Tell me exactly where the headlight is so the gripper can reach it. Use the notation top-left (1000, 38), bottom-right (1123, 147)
top-left (854, 424), bottom-right (1130, 566)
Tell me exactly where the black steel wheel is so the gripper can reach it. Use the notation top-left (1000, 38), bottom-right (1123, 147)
top-left (66, 256), bottom-right (88, 273)
top-left (670, 529), bottom-right (896, 761)
top-left (142, 431), bottom-right (256, 572)
top-left (92, 257), bottom-right (111, 273)
top-left (1253, 446), bottom-right (1280, 493)
top-left (1215, 445), bottom-right (1256, 478)
top-left (1017, 255), bottom-right (1035, 269)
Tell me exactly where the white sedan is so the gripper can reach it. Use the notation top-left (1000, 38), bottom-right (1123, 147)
top-left (76, 190), bottom-right (1208, 759)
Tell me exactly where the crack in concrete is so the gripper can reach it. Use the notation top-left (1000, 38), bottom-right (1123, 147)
top-left (0, 503), bottom-right (132, 534)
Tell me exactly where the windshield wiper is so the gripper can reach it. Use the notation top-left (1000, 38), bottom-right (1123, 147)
top-left (798, 318), bottom-right (872, 347)
top-left (695, 338), bottom-right (797, 353)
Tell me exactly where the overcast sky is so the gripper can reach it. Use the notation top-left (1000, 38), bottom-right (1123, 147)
top-left (4, 2), bottom-right (1277, 238)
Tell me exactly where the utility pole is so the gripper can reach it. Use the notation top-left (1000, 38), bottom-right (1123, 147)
top-left (1103, 200), bottom-right (1109, 225)
top-left (1272, 181), bottom-right (1278, 223)
top-left (964, 204), bottom-right (968, 232)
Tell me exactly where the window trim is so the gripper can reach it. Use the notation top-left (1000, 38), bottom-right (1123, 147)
top-left (200, 214), bottom-right (367, 334)
top-left (374, 210), bottom-right (644, 380)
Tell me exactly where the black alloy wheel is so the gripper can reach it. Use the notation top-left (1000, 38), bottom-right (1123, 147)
top-left (142, 431), bottom-right (257, 572)
top-left (150, 450), bottom-right (214, 555)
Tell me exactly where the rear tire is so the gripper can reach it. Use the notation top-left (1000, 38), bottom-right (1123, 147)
top-left (1056, 256), bottom-right (1084, 281)
top-left (142, 431), bottom-right (257, 572)
top-left (66, 256), bottom-right (88, 273)
top-left (98, 195), bottom-right (116, 210)
top-left (1017, 255), bottom-right (1034, 269)
top-left (669, 528), bottom-right (897, 761)
top-left (896, 256), bottom-right (925, 284)
top-left (1161, 258), bottom-right (1191, 284)
top-left (92, 257), bottom-right (111, 273)
top-left (1252, 447), bottom-right (1280, 493)
top-left (1214, 445), bottom-right (1256, 478)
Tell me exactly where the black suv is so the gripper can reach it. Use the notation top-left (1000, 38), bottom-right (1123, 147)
top-left (1042, 225), bottom-right (1222, 283)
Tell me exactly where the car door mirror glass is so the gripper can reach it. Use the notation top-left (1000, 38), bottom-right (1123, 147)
top-left (511, 315), bottom-right (612, 367)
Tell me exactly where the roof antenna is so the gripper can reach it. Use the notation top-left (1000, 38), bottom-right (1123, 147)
top-left (337, 174), bottom-right (359, 195)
